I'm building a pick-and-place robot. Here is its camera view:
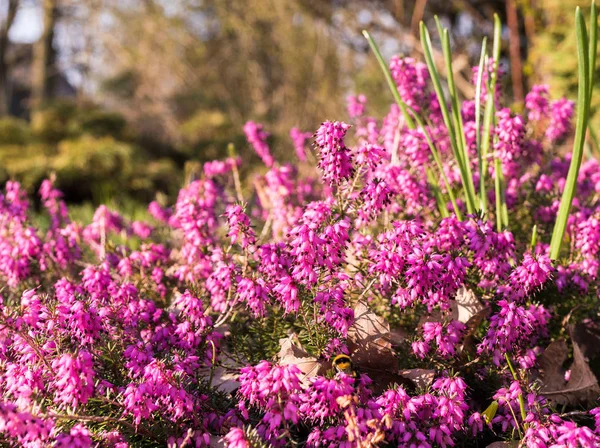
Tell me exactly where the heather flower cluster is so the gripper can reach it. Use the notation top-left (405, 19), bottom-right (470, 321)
top-left (2, 36), bottom-right (600, 448)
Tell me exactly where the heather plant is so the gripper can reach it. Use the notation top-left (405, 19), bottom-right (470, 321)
top-left (3, 4), bottom-right (600, 448)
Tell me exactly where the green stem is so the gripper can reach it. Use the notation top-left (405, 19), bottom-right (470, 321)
top-left (530, 224), bottom-right (538, 250)
top-left (475, 38), bottom-right (488, 211)
top-left (480, 15), bottom-right (502, 218)
top-left (420, 22), bottom-right (477, 214)
top-left (362, 30), bottom-right (415, 129)
top-left (505, 353), bottom-right (528, 425)
top-left (440, 27), bottom-right (477, 209)
top-left (407, 105), bottom-right (463, 220)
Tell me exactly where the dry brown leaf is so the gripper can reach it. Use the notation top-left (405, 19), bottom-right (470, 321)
top-left (347, 301), bottom-right (397, 371)
top-left (278, 334), bottom-right (323, 384)
top-left (569, 318), bottom-right (600, 364)
top-left (539, 338), bottom-right (600, 405)
top-left (209, 435), bottom-right (226, 447)
top-left (538, 339), bottom-right (569, 394)
top-left (486, 442), bottom-right (519, 448)
top-left (452, 286), bottom-right (485, 323)
top-left (206, 367), bottom-right (240, 394)
top-left (399, 369), bottom-right (435, 389)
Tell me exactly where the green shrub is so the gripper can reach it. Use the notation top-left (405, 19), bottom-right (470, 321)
top-left (0, 143), bottom-right (55, 189)
top-left (31, 101), bottom-right (79, 143)
top-left (0, 117), bottom-right (32, 145)
top-left (76, 110), bottom-right (128, 139)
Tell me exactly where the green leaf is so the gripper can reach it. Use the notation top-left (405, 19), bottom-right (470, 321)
top-left (407, 104), bottom-right (462, 220)
top-left (440, 27), bottom-right (478, 211)
top-left (550, 7), bottom-right (592, 260)
top-left (420, 21), bottom-right (477, 214)
top-left (475, 38), bottom-right (488, 210)
top-left (589, 1), bottom-right (597, 104)
top-left (480, 15), bottom-right (502, 217)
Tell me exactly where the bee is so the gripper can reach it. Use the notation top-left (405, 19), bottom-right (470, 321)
top-left (332, 354), bottom-right (359, 378)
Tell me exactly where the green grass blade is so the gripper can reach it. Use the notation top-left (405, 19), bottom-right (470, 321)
top-left (530, 224), bottom-right (538, 250)
top-left (420, 21), bottom-right (477, 214)
top-left (407, 104), bottom-right (463, 220)
top-left (441, 28), bottom-right (478, 210)
top-left (427, 167), bottom-right (450, 218)
top-left (589, 1), bottom-right (597, 103)
top-left (494, 157), bottom-right (508, 231)
top-left (480, 15), bottom-right (502, 217)
top-left (550, 7), bottom-right (591, 260)
top-left (362, 30), bottom-right (416, 129)
top-left (476, 38), bottom-right (488, 210)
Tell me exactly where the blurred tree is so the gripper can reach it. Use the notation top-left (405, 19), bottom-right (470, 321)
top-left (528, 0), bottom-right (600, 132)
top-left (31, 0), bottom-right (58, 113)
top-left (89, 0), bottom-right (346, 161)
top-left (0, 0), bottom-right (19, 116)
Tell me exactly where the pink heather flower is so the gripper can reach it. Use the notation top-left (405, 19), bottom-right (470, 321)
top-left (55, 424), bottom-right (93, 447)
top-left (51, 351), bottom-right (95, 408)
top-left (148, 201), bottom-right (172, 224)
top-left (381, 104), bottom-right (401, 156)
top-left (525, 84), bottom-right (550, 122)
top-left (591, 407), bottom-right (600, 432)
top-left (468, 412), bottom-right (486, 436)
top-left (225, 204), bottom-right (256, 249)
top-left (225, 427), bottom-right (250, 448)
top-left (357, 179), bottom-right (392, 224)
top-left (498, 253), bottom-right (554, 302)
top-left (238, 361), bottom-right (302, 443)
top-left (237, 277), bottom-right (269, 317)
top-left (289, 127), bottom-right (312, 162)
top-left (389, 56), bottom-right (429, 111)
top-left (0, 402), bottom-right (54, 445)
top-left (412, 340), bottom-right (431, 359)
top-left (244, 121), bottom-right (274, 167)
top-left (494, 108), bottom-right (526, 179)
top-left (131, 220), bottom-right (153, 239)
top-left (546, 98), bottom-right (574, 142)
top-left (299, 375), bottom-right (356, 423)
top-left (478, 300), bottom-right (549, 365)
top-left (203, 157), bottom-right (237, 178)
top-left (39, 178), bottom-right (69, 230)
top-left (346, 94), bottom-right (367, 118)
top-left (400, 128), bottom-right (430, 168)
top-left (355, 143), bottom-right (387, 173)
top-left (420, 320), bottom-right (466, 358)
top-left (313, 121), bottom-right (354, 185)
top-left (314, 288), bottom-right (354, 336)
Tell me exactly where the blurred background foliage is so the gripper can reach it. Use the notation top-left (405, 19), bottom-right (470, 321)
top-left (0, 0), bottom-right (595, 207)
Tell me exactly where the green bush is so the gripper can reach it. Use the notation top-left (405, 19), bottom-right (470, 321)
top-left (76, 110), bottom-right (128, 139)
top-left (0, 143), bottom-right (55, 189)
top-left (31, 101), bottom-right (79, 143)
top-left (0, 117), bottom-right (32, 145)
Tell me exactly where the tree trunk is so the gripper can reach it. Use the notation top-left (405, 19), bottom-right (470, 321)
top-left (0, 0), bottom-right (19, 116)
top-left (31, 0), bottom-right (58, 114)
top-left (506, 0), bottom-right (525, 106)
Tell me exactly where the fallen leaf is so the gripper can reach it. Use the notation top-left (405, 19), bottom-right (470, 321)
top-left (486, 442), bottom-right (519, 448)
top-left (399, 369), bottom-right (435, 389)
top-left (209, 435), bottom-right (226, 447)
top-left (347, 301), bottom-right (396, 371)
top-left (206, 367), bottom-right (240, 394)
top-left (539, 339), bottom-right (600, 405)
top-left (452, 286), bottom-right (484, 323)
top-left (569, 318), bottom-right (600, 364)
top-left (539, 339), bottom-right (570, 395)
top-left (278, 334), bottom-right (324, 384)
